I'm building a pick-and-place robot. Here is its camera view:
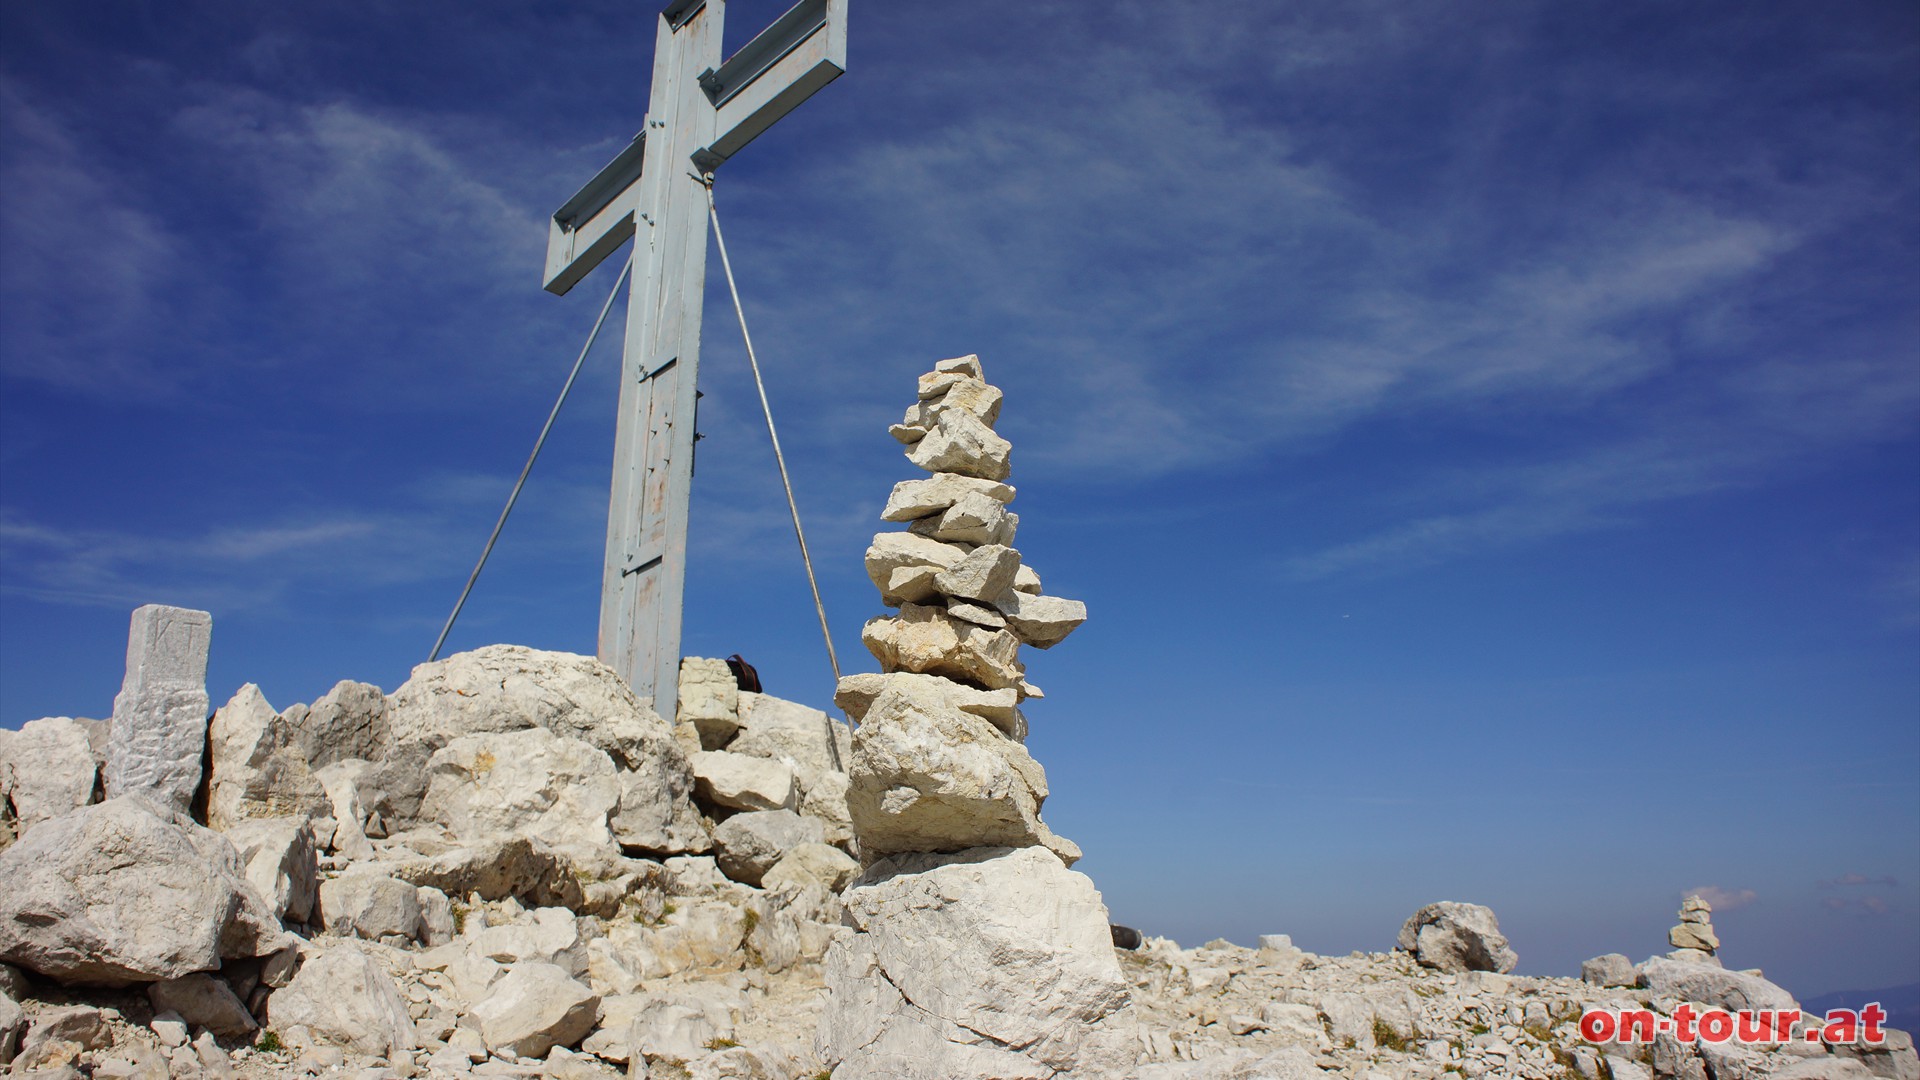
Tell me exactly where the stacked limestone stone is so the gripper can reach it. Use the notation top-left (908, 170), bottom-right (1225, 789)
top-left (818, 355), bottom-right (1136, 1078)
top-left (1668, 893), bottom-right (1720, 960)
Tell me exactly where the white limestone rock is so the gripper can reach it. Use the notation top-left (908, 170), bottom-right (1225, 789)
top-left (934, 354), bottom-right (985, 378)
top-left (624, 999), bottom-right (726, 1064)
top-left (317, 874), bottom-right (422, 942)
top-left (994, 590), bottom-right (1088, 649)
top-left (362, 836), bottom-right (585, 910)
top-left (265, 943), bottom-right (415, 1058)
top-left (836, 672), bottom-right (1024, 740)
top-left (205, 685), bottom-right (329, 831)
top-left (907, 492), bottom-right (1015, 548)
top-left (864, 532), bottom-right (966, 606)
top-left (798, 767), bottom-right (855, 848)
top-left (728, 692), bottom-right (851, 804)
top-left (422, 727), bottom-right (622, 849)
top-left (221, 817), bottom-right (318, 924)
top-left (762, 842), bottom-right (860, 894)
top-left (1013, 563), bottom-right (1043, 594)
top-left (844, 679), bottom-right (1074, 862)
top-left (881, 475), bottom-right (1015, 523)
top-left (1396, 901), bottom-right (1518, 974)
top-left (677, 657), bottom-right (742, 750)
top-left (689, 751), bottom-right (796, 812)
top-left (0, 717), bottom-right (100, 834)
top-left (146, 974), bottom-right (256, 1039)
top-left (861, 604), bottom-right (1028, 693)
top-left (0, 796), bottom-right (291, 985)
top-left (466, 961), bottom-right (599, 1058)
top-left (894, 377), bottom-right (1006, 443)
top-left (1582, 953), bottom-right (1639, 988)
top-left (712, 810), bottom-right (824, 887)
top-left (610, 760), bottom-right (712, 856)
top-left (819, 846), bottom-right (1135, 1078)
top-left (1638, 956), bottom-right (1797, 1012)
top-left (104, 605), bottom-right (212, 815)
top-left (470, 907), bottom-right (588, 976)
top-left (1670, 921), bottom-right (1721, 952)
top-left (934, 543), bottom-right (1021, 602)
top-left (905, 406), bottom-right (1012, 480)
top-left (389, 647), bottom-right (704, 844)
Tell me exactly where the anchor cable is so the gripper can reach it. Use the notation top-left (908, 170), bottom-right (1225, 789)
top-left (429, 252), bottom-right (634, 663)
top-left (702, 176), bottom-right (847, 767)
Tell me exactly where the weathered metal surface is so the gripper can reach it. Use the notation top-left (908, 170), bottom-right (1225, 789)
top-left (544, 0), bottom-right (846, 708)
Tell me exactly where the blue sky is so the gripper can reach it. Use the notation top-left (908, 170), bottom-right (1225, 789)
top-left (3, 1), bottom-right (1915, 999)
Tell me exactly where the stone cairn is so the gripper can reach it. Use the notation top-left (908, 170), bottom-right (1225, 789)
top-left (1668, 893), bottom-right (1719, 959)
top-left (818, 355), bottom-right (1137, 1078)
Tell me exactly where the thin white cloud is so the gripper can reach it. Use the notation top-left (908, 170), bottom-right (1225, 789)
top-left (0, 79), bottom-right (200, 397)
top-left (1683, 885), bottom-right (1757, 912)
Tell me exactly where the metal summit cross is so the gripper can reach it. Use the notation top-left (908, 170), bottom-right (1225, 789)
top-left (543, 0), bottom-right (846, 708)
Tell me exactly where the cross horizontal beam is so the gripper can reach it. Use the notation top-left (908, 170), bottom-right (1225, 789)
top-left (542, 0), bottom-right (844, 296)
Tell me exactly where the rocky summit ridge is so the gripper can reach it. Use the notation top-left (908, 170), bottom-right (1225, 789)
top-left (1, 355), bottom-right (1914, 1080)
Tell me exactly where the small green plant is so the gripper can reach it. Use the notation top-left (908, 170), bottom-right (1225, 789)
top-left (704, 1037), bottom-right (741, 1051)
top-left (1469, 1021), bottom-right (1491, 1036)
top-left (662, 902), bottom-right (677, 917)
top-left (1373, 1019), bottom-right (1410, 1052)
top-left (742, 909), bottom-right (760, 934)
top-left (451, 904), bottom-right (468, 935)
top-left (255, 1030), bottom-right (283, 1054)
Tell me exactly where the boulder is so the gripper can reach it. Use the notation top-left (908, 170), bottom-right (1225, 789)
top-left (205, 686), bottom-right (329, 832)
top-left (14, 1004), bottom-right (111, 1072)
top-left (1581, 953), bottom-right (1638, 988)
top-left (146, 974), bottom-right (256, 1039)
top-left (689, 751), bottom-right (795, 812)
top-left (1638, 956), bottom-right (1797, 1012)
top-left (318, 874), bottom-right (422, 942)
top-left (1395, 901), bottom-right (1518, 974)
top-left (728, 692), bottom-right (851, 798)
top-left (862, 604), bottom-right (1027, 693)
top-left (387, 645), bottom-right (678, 770)
top-left (820, 846), bottom-right (1136, 1078)
top-left (881, 475), bottom-right (1015, 523)
top-left (677, 658), bottom-right (742, 750)
top-left (422, 727), bottom-right (621, 849)
top-left (624, 999), bottom-right (726, 1063)
top-left (799, 767), bottom-right (856, 847)
top-left (221, 817), bottom-right (317, 923)
top-left (0, 796), bottom-right (291, 985)
top-left (104, 605), bottom-right (212, 815)
top-left (470, 907), bottom-right (587, 976)
top-left (712, 810), bottom-right (824, 887)
top-left (265, 943), bottom-right (414, 1058)
top-left (0, 718), bottom-right (100, 834)
top-left (0, 992), bottom-right (20, 1067)
top-left (762, 842), bottom-right (860, 894)
top-left (610, 761), bottom-right (711, 856)
top-left (466, 962), bottom-right (599, 1058)
top-left (364, 836), bottom-right (585, 909)
top-left (845, 680), bottom-right (1075, 862)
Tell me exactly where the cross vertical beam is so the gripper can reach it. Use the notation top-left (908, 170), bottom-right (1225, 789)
top-left (600, 0), bottom-right (722, 710)
top-left (545, 0), bottom-right (846, 710)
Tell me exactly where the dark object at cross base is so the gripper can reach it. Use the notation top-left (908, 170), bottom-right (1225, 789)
top-left (1110, 924), bottom-right (1143, 950)
top-left (727, 654), bottom-right (762, 693)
